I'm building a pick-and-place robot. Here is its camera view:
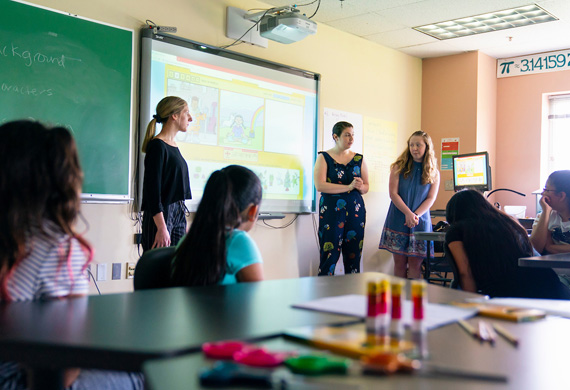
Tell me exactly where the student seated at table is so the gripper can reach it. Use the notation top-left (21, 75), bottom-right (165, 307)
top-left (531, 170), bottom-right (570, 254)
top-left (171, 165), bottom-right (264, 286)
top-left (0, 120), bottom-right (144, 389)
top-left (445, 189), bottom-right (570, 299)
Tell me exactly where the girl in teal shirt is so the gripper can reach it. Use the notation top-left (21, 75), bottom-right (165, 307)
top-left (171, 165), bottom-right (264, 286)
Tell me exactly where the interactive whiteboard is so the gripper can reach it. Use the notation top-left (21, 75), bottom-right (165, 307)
top-left (139, 30), bottom-right (319, 213)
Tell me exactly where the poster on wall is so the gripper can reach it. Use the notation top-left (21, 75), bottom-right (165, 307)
top-left (323, 108), bottom-right (363, 153)
top-left (441, 138), bottom-right (459, 170)
top-left (363, 117), bottom-right (397, 192)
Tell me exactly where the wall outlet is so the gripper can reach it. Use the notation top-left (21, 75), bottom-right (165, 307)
top-left (112, 263), bottom-right (121, 280)
top-left (444, 179), bottom-right (454, 191)
top-left (96, 263), bottom-right (107, 281)
top-left (126, 262), bottom-right (136, 279)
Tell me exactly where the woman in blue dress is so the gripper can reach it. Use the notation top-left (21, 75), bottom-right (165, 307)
top-left (379, 131), bottom-right (439, 279)
top-left (314, 121), bottom-right (369, 276)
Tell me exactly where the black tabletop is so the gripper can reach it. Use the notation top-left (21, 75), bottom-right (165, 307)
top-left (0, 273), bottom-right (480, 384)
top-left (518, 252), bottom-right (570, 268)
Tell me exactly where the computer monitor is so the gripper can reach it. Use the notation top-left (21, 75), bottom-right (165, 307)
top-left (452, 152), bottom-right (492, 192)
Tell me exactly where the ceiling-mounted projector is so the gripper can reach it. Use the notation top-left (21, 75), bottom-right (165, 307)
top-left (259, 11), bottom-right (317, 44)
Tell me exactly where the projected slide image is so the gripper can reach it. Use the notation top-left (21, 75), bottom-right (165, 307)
top-left (264, 100), bottom-right (304, 155)
top-left (164, 68), bottom-right (219, 146)
top-left (142, 35), bottom-right (318, 212)
top-left (188, 161), bottom-right (301, 198)
top-left (219, 90), bottom-right (264, 151)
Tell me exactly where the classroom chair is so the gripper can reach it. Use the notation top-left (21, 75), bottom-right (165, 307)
top-left (134, 247), bottom-right (176, 290)
top-left (443, 242), bottom-right (461, 290)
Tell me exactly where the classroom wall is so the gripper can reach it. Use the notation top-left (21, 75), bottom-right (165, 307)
top-left (496, 68), bottom-right (570, 215)
top-left (421, 51), bottom-right (498, 211)
top-left (27, 0), bottom-right (423, 293)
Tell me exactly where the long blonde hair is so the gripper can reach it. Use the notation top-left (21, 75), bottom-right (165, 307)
top-left (142, 96), bottom-right (187, 153)
top-left (391, 130), bottom-right (438, 185)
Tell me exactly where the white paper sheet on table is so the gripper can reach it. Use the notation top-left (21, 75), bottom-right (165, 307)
top-left (467, 297), bottom-right (570, 318)
top-left (292, 294), bottom-right (477, 330)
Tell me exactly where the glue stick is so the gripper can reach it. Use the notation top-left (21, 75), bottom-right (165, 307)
top-left (390, 279), bottom-right (405, 338)
top-left (376, 278), bottom-right (391, 336)
top-left (366, 280), bottom-right (379, 334)
top-left (411, 279), bottom-right (429, 358)
top-left (411, 280), bottom-right (427, 333)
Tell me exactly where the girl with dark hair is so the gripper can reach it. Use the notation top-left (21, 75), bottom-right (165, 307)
top-left (0, 120), bottom-right (143, 389)
top-left (379, 131), bottom-right (439, 279)
top-left (446, 190), bottom-right (570, 299)
top-left (314, 121), bottom-right (369, 276)
top-left (171, 165), bottom-right (264, 286)
top-left (141, 96), bottom-right (193, 252)
top-left (531, 170), bottom-right (570, 254)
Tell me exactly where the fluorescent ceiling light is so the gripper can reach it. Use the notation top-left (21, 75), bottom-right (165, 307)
top-left (413, 4), bottom-right (557, 40)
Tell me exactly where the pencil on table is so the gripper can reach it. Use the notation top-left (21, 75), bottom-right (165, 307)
top-left (481, 321), bottom-right (497, 344)
top-left (492, 323), bottom-right (519, 346)
top-left (477, 321), bottom-right (491, 342)
top-left (458, 319), bottom-right (478, 339)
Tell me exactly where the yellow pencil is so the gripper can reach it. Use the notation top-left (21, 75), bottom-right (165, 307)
top-left (492, 323), bottom-right (519, 346)
top-left (458, 319), bottom-right (478, 339)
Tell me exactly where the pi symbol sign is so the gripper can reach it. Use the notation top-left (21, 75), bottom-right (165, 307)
top-left (500, 61), bottom-right (514, 74)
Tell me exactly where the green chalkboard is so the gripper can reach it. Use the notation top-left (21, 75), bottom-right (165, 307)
top-left (0, 1), bottom-right (133, 200)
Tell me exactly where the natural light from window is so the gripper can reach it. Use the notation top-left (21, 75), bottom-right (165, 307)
top-left (547, 95), bottom-right (570, 174)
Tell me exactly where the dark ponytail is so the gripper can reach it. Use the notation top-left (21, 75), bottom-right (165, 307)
top-left (172, 165), bottom-right (262, 286)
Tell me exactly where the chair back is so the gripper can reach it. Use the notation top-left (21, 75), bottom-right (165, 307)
top-left (443, 242), bottom-right (461, 289)
top-left (134, 247), bottom-right (176, 290)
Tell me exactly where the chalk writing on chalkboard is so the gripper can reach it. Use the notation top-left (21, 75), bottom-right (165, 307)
top-left (0, 1), bottom-right (133, 201)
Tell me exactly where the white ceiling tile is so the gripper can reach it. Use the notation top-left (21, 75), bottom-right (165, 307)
top-left (367, 27), bottom-right (436, 49)
top-left (399, 40), bottom-right (465, 58)
top-left (326, 12), bottom-right (407, 36)
top-left (259, 0), bottom-right (570, 59)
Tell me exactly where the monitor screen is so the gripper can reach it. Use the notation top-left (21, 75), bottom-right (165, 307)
top-left (139, 30), bottom-right (319, 213)
top-left (452, 152), bottom-right (491, 192)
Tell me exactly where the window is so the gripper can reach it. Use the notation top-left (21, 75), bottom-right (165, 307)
top-left (547, 94), bottom-right (570, 173)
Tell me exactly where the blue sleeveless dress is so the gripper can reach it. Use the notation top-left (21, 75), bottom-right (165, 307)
top-left (379, 161), bottom-right (433, 258)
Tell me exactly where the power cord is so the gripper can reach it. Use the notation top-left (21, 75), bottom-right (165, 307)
top-left (221, 8), bottom-right (274, 49)
top-left (259, 214), bottom-right (299, 229)
top-left (86, 267), bottom-right (101, 295)
top-left (312, 212), bottom-right (320, 251)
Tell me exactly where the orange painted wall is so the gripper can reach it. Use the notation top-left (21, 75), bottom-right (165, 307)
top-left (423, 50), bottom-right (570, 217)
top-left (421, 52), bottom-right (479, 210)
top-left (496, 69), bottom-right (570, 214)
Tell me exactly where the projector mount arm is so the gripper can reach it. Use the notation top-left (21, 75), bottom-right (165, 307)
top-left (244, 5), bottom-right (299, 22)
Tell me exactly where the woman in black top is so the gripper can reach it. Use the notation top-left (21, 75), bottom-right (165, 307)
top-left (141, 96), bottom-right (192, 251)
top-left (445, 189), bottom-right (570, 299)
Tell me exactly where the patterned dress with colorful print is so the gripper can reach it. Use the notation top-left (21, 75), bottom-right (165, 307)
top-left (318, 151), bottom-right (366, 276)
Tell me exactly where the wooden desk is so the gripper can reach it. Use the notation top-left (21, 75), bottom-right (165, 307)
top-left (143, 316), bottom-right (570, 390)
top-left (0, 273), bottom-right (478, 390)
top-left (519, 252), bottom-right (570, 268)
